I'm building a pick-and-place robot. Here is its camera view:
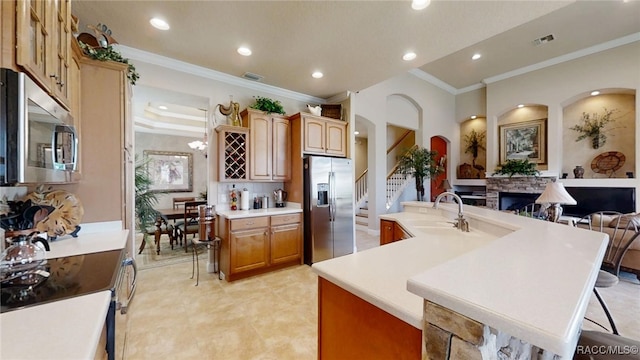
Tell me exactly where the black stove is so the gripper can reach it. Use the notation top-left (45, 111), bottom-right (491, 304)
top-left (1, 249), bottom-right (124, 313)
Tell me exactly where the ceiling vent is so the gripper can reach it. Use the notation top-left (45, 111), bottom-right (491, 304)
top-left (242, 72), bottom-right (264, 82)
top-left (532, 34), bottom-right (555, 46)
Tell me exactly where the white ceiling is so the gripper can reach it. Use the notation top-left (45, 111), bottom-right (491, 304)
top-left (71, 0), bottom-right (640, 137)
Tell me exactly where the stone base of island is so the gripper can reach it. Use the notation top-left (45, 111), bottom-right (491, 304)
top-left (312, 201), bottom-right (607, 360)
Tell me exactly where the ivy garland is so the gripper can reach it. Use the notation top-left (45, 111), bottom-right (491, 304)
top-left (78, 41), bottom-right (140, 85)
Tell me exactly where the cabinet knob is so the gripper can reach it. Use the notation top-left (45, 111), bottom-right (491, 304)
top-left (57, 81), bottom-right (64, 87)
top-left (49, 74), bottom-right (58, 79)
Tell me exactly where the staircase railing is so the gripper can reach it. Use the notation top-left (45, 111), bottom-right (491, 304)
top-left (385, 145), bottom-right (418, 209)
top-left (354, 130), bottom-right (415, 212)
top-left (355, 169), bottom-right (368, 207)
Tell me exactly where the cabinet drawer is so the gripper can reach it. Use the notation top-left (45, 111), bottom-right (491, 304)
top-left (271, 213), bottom-right (301, 226)
top-left (230, 216), bottom-right (269, 231)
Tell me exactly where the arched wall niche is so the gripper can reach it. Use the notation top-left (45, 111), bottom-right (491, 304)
top-left (562, 89), bottom-right (636, 179)
top-left (386, 93), bottom-right (424, 150)
top-left (497, 104), bottom-right (549, 171)
top-left (459, 117), bottom-right (487, 179)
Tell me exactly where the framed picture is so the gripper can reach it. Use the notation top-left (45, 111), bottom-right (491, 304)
top-left (144, 150), bottom-right (193, 193)
top-left (499, 118), bottom-right (547, 165)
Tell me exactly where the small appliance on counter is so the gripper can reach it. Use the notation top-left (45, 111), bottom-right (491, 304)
top-left (274, 189), bottom-right (287, 208)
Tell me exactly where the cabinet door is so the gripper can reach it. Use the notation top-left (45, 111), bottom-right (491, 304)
top-left (272, 117), bottom-right (291, 181)
top-left (249, 113), bottom-right (272, 180)
top-left (271, 223), bottom-right (301, 264)
top-left (303, 117), bottom-right (325, 154)
top-left (230, 228), bottom-right (269, 274)
top-left (380, 220), bottom-right (395, 245)
top-left (16, 0), bottom-right (52, 89)
top-left (50, 0), bottom-right (71, 107)
top-left (325, 121), bottom-right (347, 157)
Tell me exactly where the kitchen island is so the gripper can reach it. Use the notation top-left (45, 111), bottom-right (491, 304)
top-left (1, 229), bottom-right (128, 360)
top-left (312, 202), bottom-right (607, 359)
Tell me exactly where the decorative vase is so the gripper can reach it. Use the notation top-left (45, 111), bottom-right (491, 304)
top-left (573, 165), bottom-right (584, 179)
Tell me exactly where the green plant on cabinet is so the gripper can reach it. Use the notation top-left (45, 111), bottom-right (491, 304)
top-left (250, 96), bottom-right (286, 115)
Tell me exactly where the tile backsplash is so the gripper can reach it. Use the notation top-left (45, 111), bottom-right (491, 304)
top-left (216, 182), bottom-right (285, 210)
top-left (0, 186), bottom-right (28, 202)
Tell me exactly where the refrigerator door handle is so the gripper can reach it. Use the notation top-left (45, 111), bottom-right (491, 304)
top-left (330, 171), bottom-right (336, 221)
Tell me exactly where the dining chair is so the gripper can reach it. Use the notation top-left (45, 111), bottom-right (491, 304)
top-left (172, 196), bottom-right (196, 210)
top-left (139, 211), bottom-right (175, 255)
top-left (576, 211), bottom-right (640, 335)
top-left (175, 200), bottom-right (206, 252)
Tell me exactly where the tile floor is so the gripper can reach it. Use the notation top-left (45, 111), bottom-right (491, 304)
top-left (126, 229), bottom-right (640, 359)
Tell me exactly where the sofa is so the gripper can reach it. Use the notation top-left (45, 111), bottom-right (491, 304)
top-left (575, 213), bottom-right (640, 281)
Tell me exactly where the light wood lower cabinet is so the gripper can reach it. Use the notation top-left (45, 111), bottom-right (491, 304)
top-left (219, 213), bottom-right (302, 281)
top-left (230, 227), bottom-right (270, 273)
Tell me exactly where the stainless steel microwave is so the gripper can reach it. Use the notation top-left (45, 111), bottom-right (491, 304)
top-left (1, 68), bottom-right (78, 185)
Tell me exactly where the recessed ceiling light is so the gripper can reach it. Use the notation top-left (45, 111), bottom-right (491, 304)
top-left (354, 131), bottom-right (360, 135)
top-left (149, 18), bottom-right (170, 30)
top-left (411, 0), bottom-right (431, 10)
top-left (402, 52), bottom-right (417, 61)
top-left (470, 115), bottom-right (477, 119)
top-left (517, 104), bottom-right (525, 108)
top-left (312, 71), bottom-right (323, 79)
top-left (237, 47), bottom-right (252, 56)
top-left (471, 53), bottom-right (481, 60)
top-left (158, 105), bottom-right (168, 110)
top-left (591, 90), bottom-right (600, 96)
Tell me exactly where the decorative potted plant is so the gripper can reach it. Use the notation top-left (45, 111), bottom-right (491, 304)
top-left (492, 159), bottom-right (540, 177)
top-left (135, 156), bottom-right (160, 232)
top-left (463, 129), bottom-right (486, 177)
top-left (250, 96), bottom-right (286, 115)
top-left (396, 146), bottom-right (444, 201)
top-left (78, 41), bottom-right (140, 85)
top-left (569, 108), bottom-right (618, 149)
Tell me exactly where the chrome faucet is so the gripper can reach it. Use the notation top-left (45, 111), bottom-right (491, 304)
top-left (434, 191), bottom-right (470, 232)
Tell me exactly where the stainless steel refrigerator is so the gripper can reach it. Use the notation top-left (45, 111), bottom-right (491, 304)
top-left (303, 155), bottom-right (354, 264)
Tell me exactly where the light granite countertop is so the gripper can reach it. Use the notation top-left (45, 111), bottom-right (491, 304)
top-left (312, 201), bottom-right (607, 358)
top-left (1, 228), bottom-right (129, 360)
top-left (216, 205), bottom-right (302, 219)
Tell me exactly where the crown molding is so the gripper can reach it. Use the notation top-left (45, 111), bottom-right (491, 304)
top-left (408, 69), bottom-right (458, 95)
top-left (483, 32), bottom-right (640, 85)
top-left (117, 45), bottom-right (326, 104)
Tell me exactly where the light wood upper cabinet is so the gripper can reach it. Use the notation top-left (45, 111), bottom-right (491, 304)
top-left (291, 112), bottom-right (347, 158)
top-left (16, 0), bottom-right (72, 109)
top-left (50, 0), bottom-right (72, 106)
top-left (243, 109), bottom-right (291, 181)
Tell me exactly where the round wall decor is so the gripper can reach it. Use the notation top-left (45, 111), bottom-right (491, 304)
top-left (590, 151), bottom-right (625, 176)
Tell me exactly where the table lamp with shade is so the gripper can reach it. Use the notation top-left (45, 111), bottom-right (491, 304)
top-left (535, 181), bottom-right (577, 222)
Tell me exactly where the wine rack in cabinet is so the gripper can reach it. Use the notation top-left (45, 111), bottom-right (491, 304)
top-left (217, 125), bottom-right (249, 182)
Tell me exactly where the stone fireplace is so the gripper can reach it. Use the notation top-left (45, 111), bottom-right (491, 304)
top-left (485, 176), bottom-right (556, 211)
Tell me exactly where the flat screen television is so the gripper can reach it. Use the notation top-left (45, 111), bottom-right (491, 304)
top-left (562, 187), bottom-right (636, 217)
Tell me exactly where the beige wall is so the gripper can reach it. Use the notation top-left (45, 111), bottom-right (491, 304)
top-left (354, 137), bottom-right (368, 179)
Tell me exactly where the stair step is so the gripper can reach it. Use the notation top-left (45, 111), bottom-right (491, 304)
top-left (355, 215), bottom-right (368, 225)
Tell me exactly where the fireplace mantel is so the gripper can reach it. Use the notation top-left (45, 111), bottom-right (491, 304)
top-left (485, 176), bottom-right (556, 210)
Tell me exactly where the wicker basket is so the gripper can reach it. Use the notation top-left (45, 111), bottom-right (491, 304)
top-left (321, 104), bottom-right (342, 120)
